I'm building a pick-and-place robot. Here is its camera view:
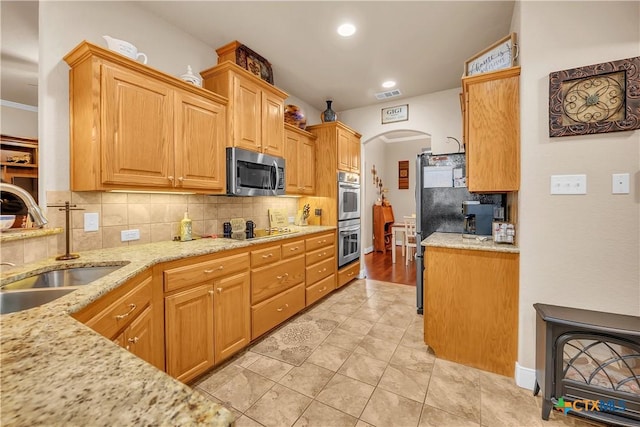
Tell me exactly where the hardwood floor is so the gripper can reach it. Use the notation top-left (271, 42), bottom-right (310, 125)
top-left (363, 245), bottom-right (417, 286)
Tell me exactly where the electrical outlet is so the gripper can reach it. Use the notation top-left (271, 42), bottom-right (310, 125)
top-left (612, 173), bottom-right (630, 194)
top-left (550, 174), bottom-right (587, 195)
top-left (315, 208), bottom-right (322, 216)
top-left (84, 212), bottom-right (99, 232)
top-left (121, 229), bottom-right (140, 242)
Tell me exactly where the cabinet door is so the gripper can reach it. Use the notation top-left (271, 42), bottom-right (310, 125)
top-left (233, 75), bottom-right (262, 152)
top-left (124, 305), bottom-right (155, 366)
top-left (349, 133), bottom-right (360, 174)
top-left (213, 272), bottom-right (250, 363)
top-left (101, 64), bottom-right (173, 187)
top-left (464, 69), bottom-right (520, 192)
top-left (261, 92), bottom-right (284, 157)
top-left (284, 130), bottom-right (301, 193)
top-left (165, 284), bottom-right (214, 383)
top-left (337, 129), bottom-right (351, 172)
top-left (300, 135), bottom-right (316, 194)
top-left (174, 90), bottom-right (226, 191)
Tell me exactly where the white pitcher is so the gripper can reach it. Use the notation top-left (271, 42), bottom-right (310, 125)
top-left (103, 35), bottom-right (147, 64)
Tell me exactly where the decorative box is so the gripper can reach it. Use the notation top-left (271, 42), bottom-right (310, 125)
top-left (215, 40), bottom-right (274, 84)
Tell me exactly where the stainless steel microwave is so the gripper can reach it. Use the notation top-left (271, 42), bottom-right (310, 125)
top-left (226, 147), bottom-right (285, 196)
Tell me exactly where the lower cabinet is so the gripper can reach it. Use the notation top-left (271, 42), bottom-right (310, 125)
top-left (337, 260), bottom-right (360, 288)
top-left (163, 252), bottom-right (250, 383)
top-left (72, 269), bottom-right (164, 370)
top-left (251, 283), bottom-right (306, 338)
top-left (304, 231), bottom-right (336, 307)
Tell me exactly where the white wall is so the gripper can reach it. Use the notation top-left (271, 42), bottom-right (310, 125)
top-left (362, 137), bottom-right (386, 250)
top-left (1, 104), bottom-right (38, 139)
top-left (383, 140), bottom-right (429, 220)
top-left (39, 1), bottom-right (222, 202)
top-left (516, 0), bottom-right (640, 374)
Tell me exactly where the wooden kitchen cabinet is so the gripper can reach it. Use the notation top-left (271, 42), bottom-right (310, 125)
top-left (424, 246), bottom-right (519, 377)
top-left (64, 41), bottom-right (227, 194)
top-left (304, 232), bottom-right (336, 306)
top-left (462, 66), bottom-right (520, 192)
top-left (201, 61), bottom-right (287, 157)
top-left (337, 128), bottom-right (361, 174)
top-left (72, 269), bottom-right (164, 370)
top-left (163, 251), bottom-right (250, 383)
top-left (284, 123), bottom-right (316, 195)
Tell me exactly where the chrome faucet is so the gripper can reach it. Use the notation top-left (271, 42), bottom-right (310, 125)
top-left (0, 183), bottom-right (48, 228)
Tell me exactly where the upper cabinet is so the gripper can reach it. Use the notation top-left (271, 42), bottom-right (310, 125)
top-left (201, 62), bottom-right (287, 158)
top-left (337, 128), bottom-right (361, 174)
top-left (307, 122), bottom-right (361, 176)
top-left (462, 67), bottom-right (520, 192)
top-left (284, 123), bottom-right (316, 195)
top-left (64, 41), bottom-right (228, 194)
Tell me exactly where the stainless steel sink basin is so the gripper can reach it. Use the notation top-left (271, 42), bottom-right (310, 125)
top-left (0, 265), bottom-right (125, 315)
top-left (0, 288), bottom-right (76, 315)
top-left (2, 265), bottom-right (123, 291)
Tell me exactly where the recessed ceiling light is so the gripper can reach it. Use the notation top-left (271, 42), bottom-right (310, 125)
top-left (382, 80), bottom-right (396, 89)
top-left (337, 23), bottom-right (356, 37)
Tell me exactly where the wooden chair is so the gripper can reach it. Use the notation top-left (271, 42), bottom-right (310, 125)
top-left (404, 216), bottom-right (417, 266)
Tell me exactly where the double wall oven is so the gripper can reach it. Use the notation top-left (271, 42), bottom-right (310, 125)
top-left (338, 172), bottom-right (361, 267)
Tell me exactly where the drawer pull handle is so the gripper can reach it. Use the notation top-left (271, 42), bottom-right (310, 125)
top-left (127, 336), bottom-right (139, 344)
top-left (318, 268), bottom-right (327, 273)
top-left (115, 304), bottom-right (136, 320)
top-left (262, 253), bottom-right (273, 258)
top-left (348, 272), bottom-right (355, 277)
top-left (204, 266), bottom-right (224, 273)
top-left (276, 273), bottom-right (289, 280)
top-left (318, 253), bottom-right (323, 257)
top-left (319, 286), bottom-right (327, 293)
top-left (289, 247), bottom-right (299, 251)
top-left (276, 303), bottom-right (289, 312)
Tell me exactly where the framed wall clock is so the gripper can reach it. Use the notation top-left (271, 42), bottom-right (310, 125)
top-left (549, 56), bottom-right (640, 137)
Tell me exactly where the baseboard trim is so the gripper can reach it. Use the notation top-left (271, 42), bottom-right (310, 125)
top-left (364, 246), bottom-right (373, 254)
top-left (515, 362), bottom-right (536, 390)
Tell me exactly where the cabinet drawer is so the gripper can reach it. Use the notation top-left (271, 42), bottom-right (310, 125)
top-left (306, 245), bottom-right (334, 266)
top-left (282, 239), bottom-right (305, 259)
top-left (251, 255), bottom-right (305, 304)
top-left (306, 257), bottom-right (335, 285)
top-left (305, 233), bottom-right (335, 252)
top-left (252, 283), bottom-right (305, 339)
top-left (306, 274), bottom-right (335, 307)
top-left (164, 252), bottom-right (248, 292)
top-left (251, 245), bottom-right (281, 268)
top-left (338, 261), bottom-right (360, 288)
top-left (85, 275), bottom-right (153, 339)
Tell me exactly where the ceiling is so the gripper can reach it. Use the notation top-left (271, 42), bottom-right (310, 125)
top-left (0, 1), bottom-right (515, 112)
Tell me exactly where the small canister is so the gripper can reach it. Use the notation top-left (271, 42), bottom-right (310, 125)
top-left (246, 220), bottom-right (255, 239)
top-left (223, 222), bottom-right (232, 238)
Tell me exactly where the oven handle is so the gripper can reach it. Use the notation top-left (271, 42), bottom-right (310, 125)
top-left (339, 226), bottom-right (360, 234)
top-left (339, 184), bottom-right (360, 189)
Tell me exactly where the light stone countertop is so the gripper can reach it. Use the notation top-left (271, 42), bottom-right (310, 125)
top-left (0, 225), bottom-right (335, 426)
top-left (422, 232), bottom-right (520, 254)
top-left (0, 226), bottom-right (63, 242)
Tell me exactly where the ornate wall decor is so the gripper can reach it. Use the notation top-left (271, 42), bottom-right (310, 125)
top-left (398, 160), bottom-right (409, 189)
top-left (549, 56), bottom-right (640, 137)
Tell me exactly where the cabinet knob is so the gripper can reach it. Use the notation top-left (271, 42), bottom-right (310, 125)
top-left (208, 290), bottom-right (215, 296)
top-left (127, 336), bottom-right (139, 344)
top-left (217, 287), bottom-right (222, 294)
top-left (114, 303), bottom-right (136, 320)
top-left (178, 176), bottom-right (184, 182)
top-left (168, 176), bottom-right (174, 182)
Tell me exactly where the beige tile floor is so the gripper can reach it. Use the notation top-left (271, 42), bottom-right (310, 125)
top-left (191, 279), bottom-right (606, 427)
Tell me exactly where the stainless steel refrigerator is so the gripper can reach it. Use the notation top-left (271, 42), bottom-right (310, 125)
top-left (414, 152), bottom-right (503, 313)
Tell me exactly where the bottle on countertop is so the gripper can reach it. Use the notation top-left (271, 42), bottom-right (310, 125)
top-left (180, 212), bottom-right (192, 241)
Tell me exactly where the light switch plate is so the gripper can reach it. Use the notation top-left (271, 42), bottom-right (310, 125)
top-left (612, 173), bottom-right (630, 194)
top-left (550, 174), bottom-right (587, 195)
top-left (121, 229), bottom-right (140, 242)
top-left (84, 212), bottom-right (99, 232)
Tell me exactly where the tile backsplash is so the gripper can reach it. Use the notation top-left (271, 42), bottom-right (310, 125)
top-left (46, 191), bottom-right (299, 252)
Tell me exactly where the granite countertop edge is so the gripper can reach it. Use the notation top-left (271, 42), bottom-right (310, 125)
top-left (0, 226), bottom-right (64, 242)
top-left (421, 232), bottom-right (520, 254)
top-left (0, 225), bottom-right (335, 426)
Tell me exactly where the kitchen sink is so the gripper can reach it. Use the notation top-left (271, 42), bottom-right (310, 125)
top-left (0, 288), bottom-right (76, 315)
top-left (1, 265), bottom-right (124, 291)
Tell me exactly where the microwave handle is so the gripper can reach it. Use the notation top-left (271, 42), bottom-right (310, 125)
top-left (271, 160), bottom-right (279, 196)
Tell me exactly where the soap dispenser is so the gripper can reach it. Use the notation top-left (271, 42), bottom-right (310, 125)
top-left (180, 212), bottom-right (192, 241)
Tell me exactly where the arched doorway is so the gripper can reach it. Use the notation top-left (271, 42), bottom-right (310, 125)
top-left (361, 129), bottom-right (430, 285)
